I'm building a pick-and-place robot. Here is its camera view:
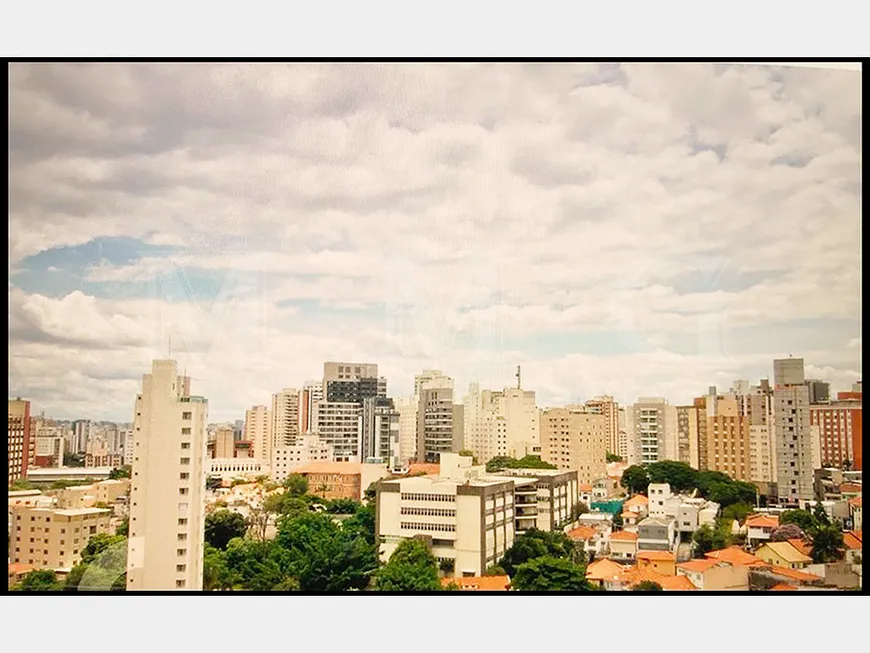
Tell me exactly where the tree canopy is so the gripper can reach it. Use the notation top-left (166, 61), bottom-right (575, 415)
top-left (692, 520), bottom-right (732, 557)
top-left (770, 523), bottom-right (806, 542)
top-left (485, 455), bottom-right (557, 473)
top-left (511, 556), bottom-right (591, 591)
top-left (646, 461), bottom-right (697, 493)
top-left (620, 465), bottom-right (650, 495)
top-left (498, 529), bottom-right (583, 577)
top-left (632, 580), bottom-right (663, 591)
top-left (374, 538), bottom-right (442, 591)
top-left (66, 533), bottom-right (127, 591)
top-left (13, 569), bottom-right (63, 591)
top-left (108, 465), bottom-right (132, 480)
top-left (811, 524), bottom-right (844, 563)
top-left (457, 450), bottom-right (479, 465)
top-left (283, 474), bottom-right (309, 497)
top-left (781, 509), bottom-right (820, 535)
top-left (606, 452), bottom-right (624, 463)
top-left (205, 509), bottom-right (248, 550)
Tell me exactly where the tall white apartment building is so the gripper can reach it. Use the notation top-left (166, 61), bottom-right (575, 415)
top-left (585, 396), bottom-right (620, 455)
top-left (123, 429), bottom-right (134, 466)
top-left (72, 420), bottom-right (92, 454)
top-left (271, 389), bottom-right (300, 448)
top-left (127, 359), bottom-right (208, 591)
top-left (395, 396), bottom-right (418, 465)
top-left (773, 358), bottom-right (814, 503)
top-left (360, 397), bottom-right (400, 467)
top-left (628, 398), bottom-right (678, 465)
top-left (299, 381), bottom-right (323, 434)
top-left (244, 405), bottom-right (272, 461)
top-left (463, 384), bottom-right (538, 463)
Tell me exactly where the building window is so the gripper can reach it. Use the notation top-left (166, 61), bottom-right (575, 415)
top-left (180, 458), bottom-right (190, 465)
top-left (179, 488), bottom-right (189, 496)
top-left (177, 549), bottom-right (187, 556)
top-left (182, 412), bottom-right (192, 420)
top-left (178, 518), bottom-right (188, 526)
top-left (180, 472), bottom-right (189, 481)
top-left (181, 443), bottom-right (190, 449)
top-left (177, 564), bottom-right (187, 573)
top-left (176, 580), bottom-right (186, 588)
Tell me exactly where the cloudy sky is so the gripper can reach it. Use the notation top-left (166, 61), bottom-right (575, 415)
top-left (8, 63), bottom-right (862, 422)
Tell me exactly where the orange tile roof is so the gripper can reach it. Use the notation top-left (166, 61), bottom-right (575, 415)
top-left (579, 483), bottom-right (594, 492)
top-left (843, 531), bottom-right (862, 550)
top-left (839, 483), bottom-right (862, 493)
top-left (567, 525), bottom-right (598, 541)
top-left (441, 575), bottom-right (510, 591)
top-left (8, 563), bottom-right (34, 575)
top-left (766, 565), bottom-right (823, 583)
top-left (678, 558), bottom-right (722, 573)
top-left (849, 496), bottom-right (862, 507)
top-left (407, 463), bottom-right (440, 477)
top-left (770, 583), bottom-right (798, 591)
top-left (610, 530), bottom-right (639, 541)
top-left (586, 558), bottom-right (628, 581)
top-left (786, 539), bottom-right (813, 557)
top-left (705, 546), bottom-right (766, 567)
top-left (745, 514), bottom-right (779, 529)
top-left (637, 550), bottom-right (675, 561)
top-left (621, 511), bottom-right (639, 520)
top-left (624, 495), bottom-right (649, 507)
top-left (658, 574), bottom-right (698, 591)
top-left (295, 461), bottom-right (363, 475)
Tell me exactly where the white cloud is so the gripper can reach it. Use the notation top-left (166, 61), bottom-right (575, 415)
top-left (7, 63), bottom-right (862, 420)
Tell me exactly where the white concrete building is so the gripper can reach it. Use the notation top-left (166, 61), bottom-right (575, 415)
top-left (270, 435), bottom-right (334, 483)
top-left (395, 396), bottom-right (418, 465)
top-left (244, 405), bottom-right (272, 462)
top-left (315, 401), bottom-right (362, 462)
top-left (123, 429), bottom-right (134, 466)
top-left (647, 483), bottom-right (674, 518)
top-left (271, 389), bottom-right (300, 448)
top-left (773, 358), bottom-right (814, 503)
top-left (127, 359), bottom-right (208, 591)
top-left (628, 398), bottom-right (678, 465)
top-left (209, 458), bottom-right (268, 481)
top-left (377, 473), bottom-right (516, 577)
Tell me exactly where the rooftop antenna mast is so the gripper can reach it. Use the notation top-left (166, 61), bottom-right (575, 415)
top-left (516, 365), bottom-right (521, 390)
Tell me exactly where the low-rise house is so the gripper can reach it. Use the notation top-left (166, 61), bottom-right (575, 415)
top-left (677, 558), bottom-right (750, 590)
top-left (8, 562), bottom-right (34, 588)
top-left (843, 531), bottom-right (862, 565)
top-left (579, 484), bottom-right (594, 507)
top-left (704, 546), bottom-right (768, 569)
top-left (755, 541), bottom-right (813, 570)
top-left (441, 575), bottom-right (511, 591)
top-left (622, 494), bottom-right (649, 519)
top-left (608, 530), bottom-right (639, 562)
top-left (577, 512), bottom-right (614, 535)
top-left (585, 558), bottom-right (627, 589)
top-left (745, 514), bottom-right (779, 547)
top-left (600, 564), bottom-right (697, 591)
top-left (647, 483), bottom-right (674, 518)
top-left (621, 510), bottom-right (642, 532)
top-left (636, 550), bottom-right (676, 576)
top-left (849, 496), bottom-right (862, 531)
top-left (566, 525), bottom-right (607, 558)
top-left (637, 516), bottom-right (677, 552)
top-left (757, 564), bottom-right (824, 588)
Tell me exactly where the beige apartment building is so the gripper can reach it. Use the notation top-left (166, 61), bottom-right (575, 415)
top-left (10, 505), bottom-right (111, 572)
top-left (540, 407), bottom-right (607, 484)
top-left (127, 359), bottom-right (208, 591)
top-left (585, 396), bottom-right (620, 456)
top-left (270, 435), bottom-right (334, 483)
top-left (395, 395), bottom-right (418, 465)
top-left (244, 405), bottom-right (271, 462)
top-left (773, 359), bottom-right (814, 503)
top-left (703, 391), bottom-right (749, 481)
top-left (8, 399), bottom-right (32, 486)
top-left (271, 389), bottom-right (300, 448)
top-left (213, 426), bottom-right (235, 459)
top-left (377, 473), bottom-right (516, 577)
top-left (49, 479), bottom-right (131, 509)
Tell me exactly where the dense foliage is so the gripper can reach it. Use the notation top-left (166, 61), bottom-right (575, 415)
top-left (108, 465), bottom-right (132, 480)
top-left (485, 455), bottom-right (558, 473)
top-left (692, 519), bottom-right (733, 557)
top-left (498, 529), bottom-right (584, 577)
top-left (619, 462), bottom-right (758, 509)
top-left (632, 581), bottom-right (663, 591)
top-left (606, 452), bottom-right (624, 463)
top-left (511, 556), bottom-right (590, 591)
top-left (620, 466), bottom-right (650, 495)
top-left (12, 569), bottom-right (63, 591)
top-left (205, 509), bottom-right (248, 550)
top-left (375, 538), bottom-right (442, 591)
top-left (283, 474), bottom-right (309, 497)
top-left (65, 533), bottom-right (127, 591)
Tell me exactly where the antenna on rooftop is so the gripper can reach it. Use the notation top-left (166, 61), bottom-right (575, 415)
top-left (516, 365), bottom-right (521, 390)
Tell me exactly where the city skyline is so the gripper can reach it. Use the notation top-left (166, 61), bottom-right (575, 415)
top-left (8, 63), bottom-right (862, 422)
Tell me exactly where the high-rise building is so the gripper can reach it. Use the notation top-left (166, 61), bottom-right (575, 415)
top-left (72, 419), bottom-right (92, 454)
top-left (271, 435), bottom-right (334, 483)
top-left (810, 390), bottom-right (862, 470)
top-left (360, 397), bottom-right (401, 466)
top-left (271, 389), bottom-right (300, 448)
top-left (701, 388), bottom-right (749, 481)
top-left (244, 405), bottom-right (271, 462)
top-left (315, 401), bottom-right (362, 462)
top-left (127, 360), bottom-right (208, 591)
top-left (772, 358), bottom-right (814, 503)
top-left (464, 385), bottom-right (539, 462)
top-left (616, 406), bottom-right (629, 461)
top-left (627, 398), bottom-right (678, 465)
top-left (299, 381), bottom-right (323, 434)
top-left (8, 399), bottom-right (32, 486)
top-left (417, 379), bottom-right (458, 464)
top-left (585, 396), bottom-right (620, 456)
top-left (214, 426), bottom-right (235, 459)
top-left (805, 379), bottom-right (831, 405)
top-left (540, 406), bottom-right (607, 484)
top-left (11, 506), bottom-right (112, 572)
top-left (676, 405), bottom-right (700, 469)
top-left (123, 429), bottom-right (134, 466)
top-left (317, 363), bottom-right (381, 460)
top-left (395, 396), bottom-right (418, 465)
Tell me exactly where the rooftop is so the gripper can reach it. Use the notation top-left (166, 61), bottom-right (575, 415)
top-left (745, 514), bottom-right (780, 529)
top-left (849, 496), bottom-right (862, 507)
top-left (704, 546), bottom-right (767, 567)
top-left (785, 539), bottom-right (813, 557)
top-left (637, 550), bottom-right (675, 562)
top-left (610, 530), bottom-right (639, 541)
top-left (766, 565), bottom-right (823, 583)
top-left (8, 563), bottom-right (34, 575)
top-left (624, 495), bottom-right (649, 507)
top-left (759, 541), bottom-right (813, 564)
top-left (566, 525), bottom-right (599, 541)
top-left (678, 558), bottom-right (722, 573)
top-left (769, 583), bottom-right (798, 591)
top-left (586, 559), bottom-right (627, 582)
top-left (295, 462), bottom-right (363, 475)
top-left (843, 531), bottom-right (862, 550)
top-left (441, 575), bottom-right (511, 591)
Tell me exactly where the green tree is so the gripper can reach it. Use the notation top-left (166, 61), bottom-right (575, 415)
top-left (632, 580), bottom-right (663, 591)
top-left (63, 452), bottom-right (85, 467)
top-left (275, 512), bottom-right (378, 591)
top-left (203, 544), bottom-right (236, 590)
top-left (570, 501), bottom-right (590, 522)
top-left (612, 512), bottom-right (624, 530)
top-left (108, 465), bottom-right (132, 480)
top-left (498, 529), bottom-right (582, 577)
top-left (457, 450), bottom-right (479, 465)
top-left (206, 476), bottom-right (223, 490)
top-left (343, 501), bottom-right (376, 546)
top-left (439, 558), bottom-right (455, 575)
top-left (485, 455), bottom-right (557, 473)
top-left (692, 521), bottom-right (732, 557)
top-left (646, 461), bottom-right (698, 493)
top-left (283, 474), bottom-right (309, 497)
top-left (66, 534), bottom-right (127, 591)
top-left (812, 502), bottom-right (831, 527)
top-left (512, 556), bottom-right (590, 591)
top-left (694, 470), bottom-right (732, 496)
top-left (223, 538), bottom-right (288, 590)
top-left (620, 465), bottom-right (650, 495)
top-left (721, 502), bottom-right (754, 523)
top-left (327, 498), bottom-right (363, 514)
top-left (115, 517), bottom-right (129, 537)
top-left (781, 509), bottom-right (819, 535)
top-left (374, 538), bottom-right (442, 591)
top-left (485, 564), bottom-right (507, 576)
top-left (205, 509), bottom-right (248, 550)
top-left (811, 525), bottom-right (844, 563)
top-left (10, 478), bottom-right (36, 491)
top-left (13, 569), bottom-right (63, 591)
top-left (606, 452), bottom-right (624, 463)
